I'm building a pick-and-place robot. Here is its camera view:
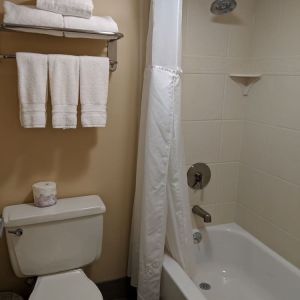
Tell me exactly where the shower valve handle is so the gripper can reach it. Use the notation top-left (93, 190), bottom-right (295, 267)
top-left (187, 163), bottom-right (211, 190)
top-left (193, 173), bottom-right (203, 188)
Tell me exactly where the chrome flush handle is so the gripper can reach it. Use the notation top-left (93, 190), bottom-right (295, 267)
top-left (8, 228), bottom-right (23, 237)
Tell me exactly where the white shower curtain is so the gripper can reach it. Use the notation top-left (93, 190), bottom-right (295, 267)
top-left (128, 0), bottom-right (195, 299)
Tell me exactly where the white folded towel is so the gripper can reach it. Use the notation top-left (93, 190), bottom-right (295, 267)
top-left (3, 1), bottom-right (64, 36)
top-left (49, 55), bottom-right (80, 129)
top-left (64, 16), bottom-right (119, 39)
top-left (80, 56), bottom-right (109, 127)
top-left (37, 0), bottom-right (94, 19)
top-left (16, 53), bottom-right (48, 128)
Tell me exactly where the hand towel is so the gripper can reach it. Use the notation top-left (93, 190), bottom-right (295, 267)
top-left (49, 55), bottom-right (80, 129)
top-left (37, 0), bottom-right (94, 19)
top-left (80, 56), bottom-right (109, 127)
top-left (64, 16), bottom-right (119, 39)
top-left (16, 53), bottom-right (48, 128)
top-left (3, 1), bottom-right (64, 36)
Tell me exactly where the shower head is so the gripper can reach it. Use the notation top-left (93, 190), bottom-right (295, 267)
top-left (210, 0), bottom-right (237, 15)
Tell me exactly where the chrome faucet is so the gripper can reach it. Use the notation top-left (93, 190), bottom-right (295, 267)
top-left (192, 205), bottom-right (212, 223)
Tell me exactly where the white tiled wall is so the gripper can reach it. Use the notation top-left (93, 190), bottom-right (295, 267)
top-left (237, 0), bottom-right (300, 268)
top-left (182, 0), bottom-right (254, 225)
top-left (183, 0), bottom-right (300, 268)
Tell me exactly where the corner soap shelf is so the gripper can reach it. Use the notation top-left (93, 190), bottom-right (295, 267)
top-left (0, 23), bottom-right (124, 72)
top-left (230, 74), bottom-right (262, 96)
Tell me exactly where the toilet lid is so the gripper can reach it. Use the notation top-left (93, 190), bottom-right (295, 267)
top-left (29, 269), bottom-right (103, 300)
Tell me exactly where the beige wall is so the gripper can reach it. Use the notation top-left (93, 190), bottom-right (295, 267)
top-left (0, 0), bottom-right (142, 294)
top-left (237, 0), bottom-right (300, 268)
top-left (182, 0), bottom-right (255, 226)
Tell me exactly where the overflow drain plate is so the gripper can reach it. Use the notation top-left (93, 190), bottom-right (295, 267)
top-left (199, 282), bottom-right (211, 290)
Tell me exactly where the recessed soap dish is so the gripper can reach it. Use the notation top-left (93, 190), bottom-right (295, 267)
top-left (230, 74), bottom-right (262, 96)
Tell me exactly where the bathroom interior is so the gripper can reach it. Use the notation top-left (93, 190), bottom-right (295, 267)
top-left (0, 0), bottom-right (300, 300)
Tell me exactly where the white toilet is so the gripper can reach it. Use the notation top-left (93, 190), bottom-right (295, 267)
top-left (2, 195), bottom-right (106, 300)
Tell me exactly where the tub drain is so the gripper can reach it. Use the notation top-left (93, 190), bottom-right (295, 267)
top-left (199, 282), bottom-right (211, 290)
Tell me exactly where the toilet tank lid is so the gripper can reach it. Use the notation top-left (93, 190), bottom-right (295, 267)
top-left (3, 195), bottom-right (106, 227)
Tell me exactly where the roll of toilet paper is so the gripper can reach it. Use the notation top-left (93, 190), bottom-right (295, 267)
top-left (32, 181), bottom-right (57, 207)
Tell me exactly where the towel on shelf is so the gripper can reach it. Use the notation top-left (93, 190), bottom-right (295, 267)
top-left (80, 56), bottom-right (109, 127)
top-left (16, 53), bottom-right (48, 128)
top-left (3, 1), bottom-right (64, 36)
top-left (48, 55), bottom-right (80, 129)
top-left (3, 1), bottom-right (118, 39)
top-left (64, 16), bottom-right (119, 39)
top-left (37, 0), bottom-right (94, 19)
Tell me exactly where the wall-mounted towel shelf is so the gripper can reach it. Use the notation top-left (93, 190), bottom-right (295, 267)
top-left (0, 23), bottom-right (124, 71)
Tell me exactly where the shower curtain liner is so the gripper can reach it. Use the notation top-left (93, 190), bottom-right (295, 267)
top-left (128, 0), bottom-right (196, 299)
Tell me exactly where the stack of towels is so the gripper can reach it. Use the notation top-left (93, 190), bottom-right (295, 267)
top-left (3, 1), bottom-right (119, 37)
top-left (17, 52), bottom-right (109, 129)
top-left (3, 0), bottom-right (118, 129)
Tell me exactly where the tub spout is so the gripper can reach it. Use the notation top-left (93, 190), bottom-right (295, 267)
top-left (192, 205), bottom-right (212, 223)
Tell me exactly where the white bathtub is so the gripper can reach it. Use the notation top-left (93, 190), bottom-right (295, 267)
top-left (161, 223), bottom-right (300, 300)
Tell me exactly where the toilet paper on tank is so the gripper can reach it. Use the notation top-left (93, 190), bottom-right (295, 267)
top-left (32, 181), bottom-right (57, 207)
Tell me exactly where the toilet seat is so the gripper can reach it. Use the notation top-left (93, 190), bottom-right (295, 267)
top-left (29, 269), bottom-right (103, 300)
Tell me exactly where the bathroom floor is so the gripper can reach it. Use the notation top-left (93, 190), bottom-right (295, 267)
top-left (106, 298), bottom-right (133, 300)
top-left (103, 297), bottom-right (136, 300)
top-left (98, 278), bottom-right (137, 300)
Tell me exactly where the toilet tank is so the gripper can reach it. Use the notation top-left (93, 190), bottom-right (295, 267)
top-left (3, 195), bottom-right (106, 278)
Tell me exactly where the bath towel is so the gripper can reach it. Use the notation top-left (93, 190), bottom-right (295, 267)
top-left (37, 0), bottom-right (94, 19)
top-left (3, 1), bottom-right (64, 36)
top-left (64, 16), bottom-right (119, 39)
top-left (48, 55), bottom-right (80, 129)
top-left (16, 53), bottom-right (48, 128)
top-left (80, 56), bottom-right (109, 127)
